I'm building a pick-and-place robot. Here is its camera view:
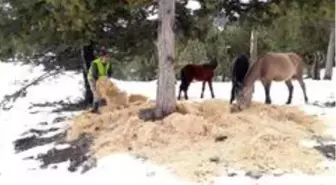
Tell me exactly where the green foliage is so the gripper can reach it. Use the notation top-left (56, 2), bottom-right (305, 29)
top-left (177, 39), bottom-right (208, 65)
top-left (0, 0), bottom-right (334, 81)
top-left (257, 0), bottom-right (331, 55)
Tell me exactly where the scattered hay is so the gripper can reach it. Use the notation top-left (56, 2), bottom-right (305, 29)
top-left (128, 94), bottom-right (149, 104)
top-left (96, 77), bottom-right (128, 108)
top-left (66, 79), bottom-right (328, 183)
top-left (96, 77), bottom-right (149, 110)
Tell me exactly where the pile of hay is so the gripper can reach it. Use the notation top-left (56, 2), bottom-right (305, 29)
top-left (67, 78), bottom-right (328, 183)
top-left (96, 77), bottom-right (149, 109)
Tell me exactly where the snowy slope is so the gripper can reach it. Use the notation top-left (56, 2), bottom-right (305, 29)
top-left (0, 61), bottom-right (335, 185)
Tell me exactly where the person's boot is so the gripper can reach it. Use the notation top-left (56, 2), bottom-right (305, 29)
top-left (90, 101), bottom-right (100, 114)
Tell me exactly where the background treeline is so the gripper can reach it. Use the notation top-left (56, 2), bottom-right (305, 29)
top-left (0, 0), bottom-right (334, 81)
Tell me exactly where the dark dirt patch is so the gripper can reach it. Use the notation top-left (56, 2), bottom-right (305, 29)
top-left (312, 101), bottom-right (336, 108)
top-left (21, 127), bottom-right (60, 137)
top-left (28, 100), bottom-right (89, 113)
top-left (29, 110), bottom-right (41, 114)
top-left (52, 101), bottom-right (89, 113)
top-left (214, 135), bottom-right (228, 142)
top-left (18, 127), bottom-right (96, 174)
top-left (29, 101), bottom-right (66, 109)
top-left (245, 171), bottom-right (263, 179)
top-left (38, 122), bottom-right (48, 126)
top-left (31, 133), bottom-right (96, 173)
top-left (52, 116), bottom-right (68, 124)
top-left (314, 144), bottom-right (335, 160)
top-left (14, 116), bottom-right (96, 173)
top-left (324, 101), bottom-right (336, 108)
top-left (13, 119), bottom-right (65, 152)
top-left (14, 130), bottom-right (66, 153)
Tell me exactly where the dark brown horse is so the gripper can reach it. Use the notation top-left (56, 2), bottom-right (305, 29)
top-left (177, 59), bottom-right (218, 100)
top-left (236, 52), bottom-right (309, 110)
top-left (230, 53), bottom-right (251, 104)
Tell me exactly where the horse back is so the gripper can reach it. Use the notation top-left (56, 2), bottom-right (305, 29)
top-left (194, 65), bottom-right (215, 80)
top-left (181, 64), bottom-right (215, 81)
top-left (259, 52), bottom-right (298, 79)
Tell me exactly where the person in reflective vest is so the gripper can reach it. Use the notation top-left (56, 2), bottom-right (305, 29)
top-left (87, 50), bottom-right (113, 113)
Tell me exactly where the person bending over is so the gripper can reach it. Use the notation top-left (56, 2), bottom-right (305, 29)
top-left (87, 50), bottom-right (113, 113)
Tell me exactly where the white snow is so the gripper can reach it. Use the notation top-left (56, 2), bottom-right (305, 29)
top-left (0, 60), bottom-right (335, 184)
top-left (147, 0), bottom-right (201, 21)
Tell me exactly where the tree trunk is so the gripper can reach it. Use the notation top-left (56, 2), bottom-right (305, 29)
top-left (250, 29), bottom-right (258, 63)
top-left (324, 25), bottom-right (335, 80)
top-left (155, 0), bottom-right (176, 118)
top-left (312, 51), bottom-right (325, 80)
top-left (80, 41), bottom-right (95, 105)
top-left (306, 65), bottom-right (312, 78)
top-left (222, 74), bottom-right (226, 82)
top-left (312, 58), bottom-right (320, 80)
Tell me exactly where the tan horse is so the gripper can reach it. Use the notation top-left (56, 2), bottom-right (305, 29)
top-left (236, 52), bottom-right (309, 110)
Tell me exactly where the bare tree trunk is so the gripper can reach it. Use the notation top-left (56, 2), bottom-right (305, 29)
top-left (306, 65), bottom-right (312, 78)
top-left (155, 0), bottom-right (176, 118)
top-left (80, 41), bottom-right (95, 105)
top-left (324, 25), bottom-right (335, 80)
top-left (303, 52), bottom-right (313, 78)
top-left (312, 59), bottom-right (320, 80)
top-left (250, 29), bottom-right (258, 63)
top-left (222, 74), bottom-right (226, 82)
top-left (250, 28), bottom-right (258, 62)
top-left (312, 51), bottom-right (324, 80)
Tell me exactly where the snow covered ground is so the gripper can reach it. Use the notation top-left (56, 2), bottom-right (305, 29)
top-left (0, 61), bottom-right (335, 185)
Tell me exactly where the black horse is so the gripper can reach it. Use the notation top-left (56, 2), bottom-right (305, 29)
top-left (230, 53), bottom-right (250, 104)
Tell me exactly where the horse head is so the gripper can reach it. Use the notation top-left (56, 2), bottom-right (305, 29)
top-left (209, 58), bottom-right (218, 69)
top-left (235, 79), bottom-right (254, 110)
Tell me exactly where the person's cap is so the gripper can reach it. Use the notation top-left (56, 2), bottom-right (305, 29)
top-left (100, 48), bottom-right (113, 56)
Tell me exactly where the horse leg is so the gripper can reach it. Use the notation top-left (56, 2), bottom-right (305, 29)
top-left (208, 80), bottom-right (215, 98)
top-left (285, 80), bottom-right (294, 104)
top-left (178, 81), bottom-right (189, 100)
top-left (184, 81), bottom-right (191, 100)
top-left (178, 87), bottom-right (182, 100)
top-left (184, 89), bottom-right (189, 100)
top-left (178, 82), bottom-right (185, 100)
top-left (230, 84), bottom-right (236, 104)
top-left (297, 78), bottom-right (309, 103)
top-left (200, 81), bottom-right (206, 98)
top-left (262, 81), bottom-right (272, 104)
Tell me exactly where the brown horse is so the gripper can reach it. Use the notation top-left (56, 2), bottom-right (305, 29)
top-left (177, 59), bottom-right (218, 100)
top-left (236, 52), bottom-right (309, 110)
